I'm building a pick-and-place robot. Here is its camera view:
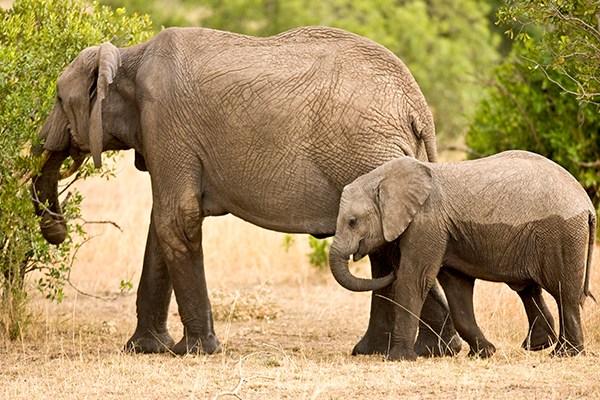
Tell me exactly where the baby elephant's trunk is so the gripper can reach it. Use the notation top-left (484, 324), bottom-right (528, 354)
top-left (581, 212), bottom-right (597, 306)
top-left (328, 246), bottom-right (395, 292)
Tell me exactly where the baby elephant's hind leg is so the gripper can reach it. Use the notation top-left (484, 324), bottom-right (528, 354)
top-left (513, 284), bottom-right (557, 351)
top-left (543, 219), bottom-right (587, 357)
top-left (438, 268), bottom-right (496, 358)
top-left (551, 295), bottom-right (584, 356)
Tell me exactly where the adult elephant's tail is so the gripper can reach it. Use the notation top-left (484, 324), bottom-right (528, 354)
top-left (581, 211), bottom-right (597, 306)
top-left (411, 111), bottom-right (437, 162)
top-left (422, 119), bottom-right (437, 162)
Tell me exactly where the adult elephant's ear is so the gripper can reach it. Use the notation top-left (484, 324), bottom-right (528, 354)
top-left (89, 42), bottom-right (121, 168)
top-left (377, 158), bottom-right (433, 242)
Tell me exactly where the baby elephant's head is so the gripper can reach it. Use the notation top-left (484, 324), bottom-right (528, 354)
top-left (329, 157), bottom-right (433, 292)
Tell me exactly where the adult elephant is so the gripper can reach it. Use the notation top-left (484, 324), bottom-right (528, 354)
top-left (29, 26), bottom-right (541, 356)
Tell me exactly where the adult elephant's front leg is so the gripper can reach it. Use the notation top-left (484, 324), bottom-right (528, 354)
top-left (152, 178), bottom-right (220, 355)
top-left (125, 216), bottom-right (175, 353)
top-left (353, 244), bottom-right (461, 357)
top-left (351, 244), bottom-right (396, 355)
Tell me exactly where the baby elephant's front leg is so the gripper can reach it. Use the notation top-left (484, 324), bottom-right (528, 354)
top-left (388, 256), bottom-right (442, 361)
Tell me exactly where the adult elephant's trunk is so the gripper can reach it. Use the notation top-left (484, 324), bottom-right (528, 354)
top-left (329, 243), bottom-right (395, 292)
top-left (31, 147), bottom-right (70, 245)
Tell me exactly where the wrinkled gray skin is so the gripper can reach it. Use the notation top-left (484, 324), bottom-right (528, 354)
top-left (31, 26), bottom-right (468, 356)
top-left (330, 150), bottom-right (595, 360)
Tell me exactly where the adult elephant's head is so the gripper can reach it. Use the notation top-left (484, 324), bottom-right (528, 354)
top-left (328, 157), bottom-right (432, 292)
top-left (31, 43), bottom-right (122, 245)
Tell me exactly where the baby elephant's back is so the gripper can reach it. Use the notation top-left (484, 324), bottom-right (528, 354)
top-left (447, 150), bottom-right (593, 225)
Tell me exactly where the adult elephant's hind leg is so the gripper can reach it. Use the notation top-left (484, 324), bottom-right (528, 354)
top-left (125, 216), bottom-right (175, 353)
top-left (414, 281), bottom-right (462, 357)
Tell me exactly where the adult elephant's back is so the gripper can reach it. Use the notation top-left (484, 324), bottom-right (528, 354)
top-left (147, 26), bottom-right (436, 235)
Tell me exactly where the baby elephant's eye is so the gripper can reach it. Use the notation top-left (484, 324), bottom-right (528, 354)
top-left (348, 217), bottom-right (357, 228)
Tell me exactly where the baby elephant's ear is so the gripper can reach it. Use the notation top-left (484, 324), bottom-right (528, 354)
top-left (377, 158), bottom-right (433, 242)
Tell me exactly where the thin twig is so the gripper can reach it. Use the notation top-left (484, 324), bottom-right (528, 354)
top-left (30, 184), bottom-right (64, 219)
top-left (521, 55), bottom-right (600, 104)
top-left (60, 192), bottom-right (72, 209)
top-left (58, 171), bottom-right (83, 196)
top-left (78, 219), bottom-right (123, 232)
top-left (66, 236), bottom-right (118, 301)
top-left (212, 352), bottom-right (276, 400)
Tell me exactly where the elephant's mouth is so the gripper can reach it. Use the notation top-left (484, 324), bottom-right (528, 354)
top-left (352, 240), bottom-right (367, 261)
top-left (352, 252), bottom-right (365, 262)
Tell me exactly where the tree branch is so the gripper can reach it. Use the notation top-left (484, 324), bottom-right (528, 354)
top-left (78, 219), bottom-right (123, 232)
top-left (550, 5), bottom-right (600, 43)
top-left (578, 159), bottom-right (600, 168)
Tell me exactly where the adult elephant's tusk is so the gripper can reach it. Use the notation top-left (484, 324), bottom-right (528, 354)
top-left (18, 149), bottom-right (51, 186)
top-left (59, 155), bottom-right (85, 180)
top-left (40, 149), bottom-right (51, 164)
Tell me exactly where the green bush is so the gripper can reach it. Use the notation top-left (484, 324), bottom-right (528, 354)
top-left (0, 0), bottom-right (152, 338)
top-left (497, 0), bottom-right (600, 104)
top-left (467, 2), bottom-right (600, 210)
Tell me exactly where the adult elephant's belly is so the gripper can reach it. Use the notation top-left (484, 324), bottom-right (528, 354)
top-left (201, 148), bottom-right (394, 236)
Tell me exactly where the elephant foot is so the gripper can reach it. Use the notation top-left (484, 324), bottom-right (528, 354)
top-left (351, 331), bottom-right (391, 356)
top-left (467, 341), bottom-right (496, 359)
top-left (171, 333), bottom-right (221, 356)
top-left (415, 332), bottom-right (462, 357)
top-left (387, 345), bottom-right (418, 361)
top-left (550, 342), bottom-right (584, 357)
top-left (521, 327), bottom-right (557, 351)
top-left (124, 330), bottom-right (175, 354)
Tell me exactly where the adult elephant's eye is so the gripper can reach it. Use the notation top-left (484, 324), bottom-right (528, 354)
top-left (348, 217), bottom-right (357, 228)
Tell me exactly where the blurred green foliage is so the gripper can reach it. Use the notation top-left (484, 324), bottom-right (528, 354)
top-left (281, 234), bottom-right (295, 252)
top-left (467, 1), bottom-right (600, 209)
top-left (0, 0), bottom-right (152, 338)
top-left (307, 236), bottom-right (330, 270)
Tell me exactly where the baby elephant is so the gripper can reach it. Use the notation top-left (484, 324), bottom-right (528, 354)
top-left (329, 150), bottom-right (595, 361)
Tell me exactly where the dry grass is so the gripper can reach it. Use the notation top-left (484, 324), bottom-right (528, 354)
top-left (1, 151), bottom-right (600, 399)
top-left (210, 285), bottom-right (281, 322)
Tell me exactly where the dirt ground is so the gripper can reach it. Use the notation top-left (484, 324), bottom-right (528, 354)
top-left (2, 152), bottom-right (600, 399)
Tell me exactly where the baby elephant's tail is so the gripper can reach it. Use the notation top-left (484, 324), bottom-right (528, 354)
top-left (581, 211), bottom-right (597, 306)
